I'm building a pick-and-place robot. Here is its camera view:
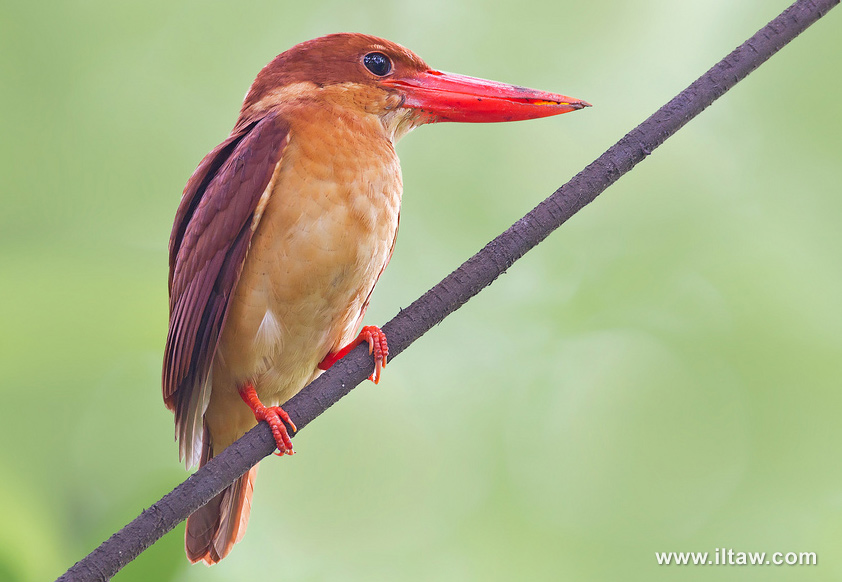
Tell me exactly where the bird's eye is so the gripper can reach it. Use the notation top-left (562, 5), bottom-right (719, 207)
top-left (363, 52), bottom-right (392, 77)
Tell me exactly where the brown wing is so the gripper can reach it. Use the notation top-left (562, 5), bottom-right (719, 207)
top-left (163, 111), bottom-right (290, 466)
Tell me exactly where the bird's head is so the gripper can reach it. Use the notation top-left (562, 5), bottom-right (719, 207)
top-left (240, 33), bottom-right (590, 141)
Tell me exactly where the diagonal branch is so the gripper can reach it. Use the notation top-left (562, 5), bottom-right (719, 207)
top-left (56, 0), bottom-right (839, 579)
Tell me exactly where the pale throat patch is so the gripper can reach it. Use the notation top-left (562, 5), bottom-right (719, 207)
top-left (381, 104), bottom-right (422, 143)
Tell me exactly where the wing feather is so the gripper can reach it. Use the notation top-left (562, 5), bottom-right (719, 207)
top-left (163, 112), bottom-right (290, 466)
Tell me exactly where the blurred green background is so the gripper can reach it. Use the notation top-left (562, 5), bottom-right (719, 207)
top-left (2, 0), bottom-right (841, 580)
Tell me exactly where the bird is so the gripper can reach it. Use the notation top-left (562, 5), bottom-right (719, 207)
top-left (163, 32), bottom-right (589, 565)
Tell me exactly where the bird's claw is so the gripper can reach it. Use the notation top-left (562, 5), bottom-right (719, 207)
top-left (239, 383), bottom-right (297, 456)
top-left (262, 406), bottom-right (296, 456)
top-left (359, 325), bottom-right (388, 383)
top-left (317, 325), bottom-right (389, 384)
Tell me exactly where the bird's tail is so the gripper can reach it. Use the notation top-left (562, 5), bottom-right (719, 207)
top-left (185, 426), bottom-right (258, 565)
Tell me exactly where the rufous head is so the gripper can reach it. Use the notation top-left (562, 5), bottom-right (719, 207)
top-left (240, 33), bottom-right (589, 141)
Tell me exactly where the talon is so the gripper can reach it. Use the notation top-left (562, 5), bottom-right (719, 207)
top-left (239, 383), bottom-right (296, 455)
top-left (359, 325), bottom-right (388, 384)
top-left (317, 325), bottom-right (389, 384)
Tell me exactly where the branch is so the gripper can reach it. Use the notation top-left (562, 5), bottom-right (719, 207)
top-left (56, 0), bottom-right (839, 579)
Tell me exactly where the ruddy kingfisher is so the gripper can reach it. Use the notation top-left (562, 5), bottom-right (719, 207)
top-left (163, 32), bottom-right (589, 564)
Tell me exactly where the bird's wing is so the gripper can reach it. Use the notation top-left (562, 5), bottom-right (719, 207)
top-left (163, 111), bottom-right (290, 467)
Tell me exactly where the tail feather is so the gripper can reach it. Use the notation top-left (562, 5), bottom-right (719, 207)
top-left (185, 425), bottom-right (259, 564)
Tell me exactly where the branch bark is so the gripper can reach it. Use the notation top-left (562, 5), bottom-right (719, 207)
top-left (56, 0), bottom-right (839, 579)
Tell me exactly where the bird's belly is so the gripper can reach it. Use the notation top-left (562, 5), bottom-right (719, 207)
top-left (213, 159), bottom-right (399, 408)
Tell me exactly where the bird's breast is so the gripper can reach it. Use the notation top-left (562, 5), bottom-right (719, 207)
top-left (215, 112), bottom-right (402, 406)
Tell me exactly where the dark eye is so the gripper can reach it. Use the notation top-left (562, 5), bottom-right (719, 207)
top-left (363, 52), bottom-right (392, 76)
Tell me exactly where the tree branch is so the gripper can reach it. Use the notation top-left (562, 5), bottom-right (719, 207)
top-left (56, 0), bottom-right (839, 579)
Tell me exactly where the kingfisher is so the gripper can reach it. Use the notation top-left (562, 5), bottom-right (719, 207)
top-left (163, 32), bottom-right (589, 564)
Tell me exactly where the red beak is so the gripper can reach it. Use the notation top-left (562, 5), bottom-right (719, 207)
top-left (382, 69), bottom-right (590, 123)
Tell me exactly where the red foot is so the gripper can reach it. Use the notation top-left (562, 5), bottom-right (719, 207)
top-left (318, 325), bottom-right (389, 384)
top-left (238, 383), bottom-right (297, 456)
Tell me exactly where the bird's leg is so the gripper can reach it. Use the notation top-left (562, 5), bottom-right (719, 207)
top-left (318, 325), bottom-right (389, 384)
top-left (238, 383), bottom-right (297, 456)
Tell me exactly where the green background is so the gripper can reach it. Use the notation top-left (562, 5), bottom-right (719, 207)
top-left (2, 0), bottom-right (841, 580)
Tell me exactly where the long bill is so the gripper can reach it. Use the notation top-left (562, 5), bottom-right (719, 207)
top-left (382, 69), bottom-right (591, 123)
